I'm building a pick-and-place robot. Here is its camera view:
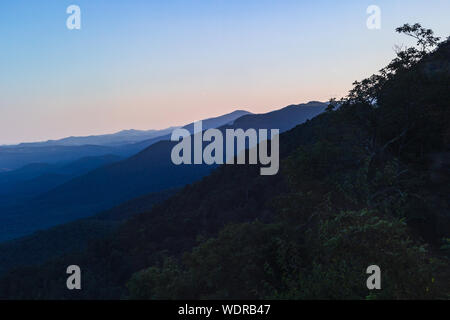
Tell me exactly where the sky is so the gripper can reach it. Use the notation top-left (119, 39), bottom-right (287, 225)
top-left (0, 0), bottom-right (449, 145)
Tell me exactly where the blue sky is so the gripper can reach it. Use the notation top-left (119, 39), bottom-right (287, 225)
top-left (0, 0), bottom-right (449, 144)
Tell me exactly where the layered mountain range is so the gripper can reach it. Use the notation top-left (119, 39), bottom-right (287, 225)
top-left (0, 102), bottom-right (326, 242)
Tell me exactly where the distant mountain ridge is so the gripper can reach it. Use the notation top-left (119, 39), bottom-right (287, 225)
top-left (228, 101), bottom-right (326, 132)
top-left (130, 110), bottom-right (252, 150)
top-left (0, 110), bottom-right (253, 204)
top-left (0, 110), bottom-right (252, 171)
top-left (3, 128), bottom-right (178, 148)
top-left (0, 102), bottom-right (325, 241)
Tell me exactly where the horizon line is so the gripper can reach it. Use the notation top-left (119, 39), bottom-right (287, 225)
top-left (0, 100), bottom-right (326, 147)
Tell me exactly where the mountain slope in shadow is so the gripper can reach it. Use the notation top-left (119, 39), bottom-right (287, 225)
top-left (0, 110), bottom-right (252, 171)
top-left (0, 155), bottom-right (123, 205)
top-left (0, 102), bottom-right (325, 241)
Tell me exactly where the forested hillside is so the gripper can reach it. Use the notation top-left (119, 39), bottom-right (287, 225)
top-left (0, 103), bottom-right (323, 243)
top-left (0, 24), bottom-right (448, 299)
